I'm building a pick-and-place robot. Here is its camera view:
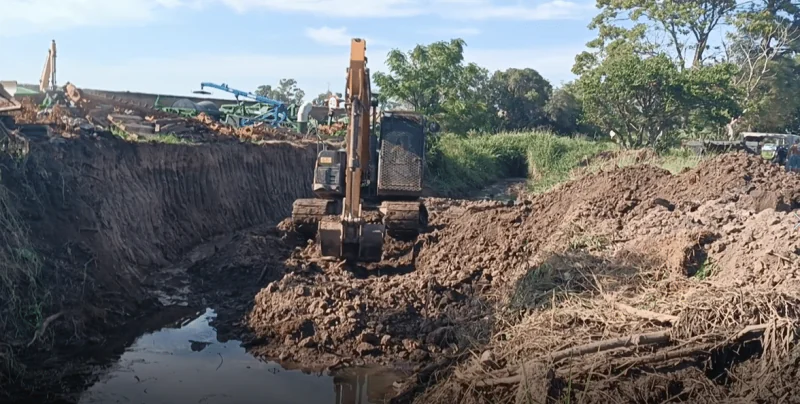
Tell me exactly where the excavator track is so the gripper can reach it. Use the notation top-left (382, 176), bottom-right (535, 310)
top-left (291, 198), bottom-right (337, 237)
top-left (291, 198), bottom-right (428, 241)
top-left (380, 201), bottom-right (427, 239)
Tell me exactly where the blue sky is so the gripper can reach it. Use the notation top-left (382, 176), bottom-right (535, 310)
top-left (0, 0), bottom-right (598, 102)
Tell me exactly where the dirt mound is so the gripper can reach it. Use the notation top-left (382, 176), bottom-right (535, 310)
top-left (240, 152), bottom-right (800, 403)
top-left (411, 154), bottom-right (800, 403)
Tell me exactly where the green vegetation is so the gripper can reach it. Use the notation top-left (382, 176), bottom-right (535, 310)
top-left (254, 1), bottom-right (798, 187)
top-left (364, 0), bottom-right (798, 145)
top-left (426, 131), bottom-right (614, 195)
top-left (0, 171), bottom-right (46, 376)
top-left (111, 127), bottom-right (192, 144)
top-left (255, 78), bottom-right (305, 105)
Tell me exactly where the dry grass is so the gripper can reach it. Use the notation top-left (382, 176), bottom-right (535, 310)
top-left (415, 224), bottom-right (800, 404)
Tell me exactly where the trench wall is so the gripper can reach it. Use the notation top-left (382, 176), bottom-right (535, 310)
top-left (4, 137), bottom-right (316, 297)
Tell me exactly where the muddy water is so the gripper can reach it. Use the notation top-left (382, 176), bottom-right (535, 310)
top-left (79, 308), bottom-right (403, 404)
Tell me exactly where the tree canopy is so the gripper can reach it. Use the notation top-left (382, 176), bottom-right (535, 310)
top-left (250, 6), bottom-right (799, 146)
top-left (255, 78), bottom-right (305, 105)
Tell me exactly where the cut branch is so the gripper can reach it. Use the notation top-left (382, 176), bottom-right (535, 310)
top-left (613, 302), bottom-right (679, 324)
top-left (473, 323), bottom-right (769, 388)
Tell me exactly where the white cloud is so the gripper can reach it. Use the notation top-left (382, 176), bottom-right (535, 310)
top-left (0, 0), bottom-right (204, 35)
top-left (222, 0), bottom-right (594, 19)
top-left (0, 0), bottom-right (592, 36)
top-left (304, 26), bottom-right (383, 47)
top-left (447, 0), bottom-right (594, 20)
top-left (219, 0), bottom-right (423, 17)
top-left (305, 27), bottom-right (352, 46)
top-left (423, 27), bottom-right (482, 36)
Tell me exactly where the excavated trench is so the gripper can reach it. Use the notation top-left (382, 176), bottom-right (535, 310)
top-left (6, 131), bottom-right (800, 404)
top-left (0, 135), bottom-right (411, 403)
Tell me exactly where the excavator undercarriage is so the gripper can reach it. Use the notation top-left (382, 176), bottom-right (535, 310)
top-left (291, 38), bottom-right (437, 262)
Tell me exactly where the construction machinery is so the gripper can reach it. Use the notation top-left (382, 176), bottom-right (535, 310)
top-left (39, 40), bottom-right (64, 107)
top-left (683, 131), bottom-right (800, 173)
top-left (291, 38), bottom-right (439, 262)
top-left (0, 81), bottom-right (22, 113)
top-left (193, 82), bottom-right (289, 127)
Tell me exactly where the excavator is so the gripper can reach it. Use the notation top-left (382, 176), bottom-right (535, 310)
top-left (291, 38), bottom-right (439, 262)
top-left (39, 40), bottom-right (63, 107)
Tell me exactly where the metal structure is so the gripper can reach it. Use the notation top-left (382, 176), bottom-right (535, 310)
top-left (291, 38), bottom-right (440, 262)
top-left (154, 96), bottom-right (222, 120)
top-left (682, 131), bottom-right (800, 172)
top-left (38, 40), bottom-right (66, 108)
top-left (39, 40), bottom-right (56, 93)
top-left (0, 81), bottom-right (22, 112)
top-left (193, 82), bottom-right (288, 127)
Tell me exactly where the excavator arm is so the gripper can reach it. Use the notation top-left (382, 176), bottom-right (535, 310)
top-left (341, 38), bottom-right (372, 222)
top-left (318, 39), bottom-right (385, 261)
top-left (292, 37), bottom-right (432, 262)
top-left (40, 40), bottom-right (56, 93)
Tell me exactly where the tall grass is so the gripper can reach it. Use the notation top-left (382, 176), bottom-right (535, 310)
top-left (584, 147), bottom-right (706, 176)
top-left (426, 131), bottom-right (616, 195)
top-left (0, 177), bottom-right (45, 375)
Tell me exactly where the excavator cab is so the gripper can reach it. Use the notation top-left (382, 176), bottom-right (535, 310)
top-left (291, 38), bottom-right (438, 262)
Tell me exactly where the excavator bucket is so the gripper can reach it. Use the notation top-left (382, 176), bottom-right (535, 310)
top-left (318, 218), bottom-right (384, 262)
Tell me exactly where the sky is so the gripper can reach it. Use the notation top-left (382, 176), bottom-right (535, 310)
top-left (0, 0), bottom-right (599, 102)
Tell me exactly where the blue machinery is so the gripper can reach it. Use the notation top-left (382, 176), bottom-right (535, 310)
top-left (193, 82), bottom-right (289, 127)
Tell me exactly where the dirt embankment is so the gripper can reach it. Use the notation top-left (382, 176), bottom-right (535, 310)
top-left (0, 133), bottom-right (315, 397)
top-left (240, 152), bottom-right (800, 403)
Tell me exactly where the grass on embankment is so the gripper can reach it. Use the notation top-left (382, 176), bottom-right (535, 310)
top-left (426, 131), bottom-right (614, 196)
top-left (426, 131), bottom-right (707, 196)
top-left (0, 176), bottom-right (45, 376)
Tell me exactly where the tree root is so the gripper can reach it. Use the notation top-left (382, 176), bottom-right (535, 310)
top-left (26, 311), bottom-right (65, 348)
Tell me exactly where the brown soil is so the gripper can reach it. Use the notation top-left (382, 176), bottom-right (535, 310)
top-left (240, 152), bottom-right (800, 403)
top-left (0, 125), bottom-right (316, 400)
top-left (3, 93), bottom-right (800, 404)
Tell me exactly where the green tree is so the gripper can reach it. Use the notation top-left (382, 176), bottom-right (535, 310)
top-left (579, 50), bottom-right (686, 148)
top-left (578, 0), bottom-right (737, 70)
top-left (255, 78), bottom-right (305, 105)
top-left (544, 83), bottom-right (584, 135)
top-left (723, 6), bottom-right (800, 132)
top-left (372, 39), bottom-right (495, 133)
top-left (488, 68), bottom-right (552, 131)
top-left (579, 47), bottom-right (741, 148)
top-left (313, 92), bottom-right (342, 105)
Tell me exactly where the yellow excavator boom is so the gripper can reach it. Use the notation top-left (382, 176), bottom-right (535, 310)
top-left (342, 38), bottom-right (372, 222)
top-left (39, 40), bottom-right (56, 93)
top-left (317, 38), bottom-right (385, 261)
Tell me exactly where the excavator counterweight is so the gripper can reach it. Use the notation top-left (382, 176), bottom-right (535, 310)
top-left (291, 38), bottom-right (438, 262)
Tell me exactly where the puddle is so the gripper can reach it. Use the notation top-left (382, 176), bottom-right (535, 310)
top-left (79, 308), bottom-right (403, 404)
